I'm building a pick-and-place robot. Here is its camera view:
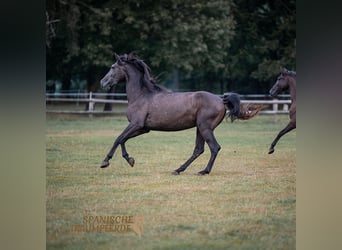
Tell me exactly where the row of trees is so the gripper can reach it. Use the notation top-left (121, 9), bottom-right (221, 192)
top-left (46, 0), bottom-right (295, 94)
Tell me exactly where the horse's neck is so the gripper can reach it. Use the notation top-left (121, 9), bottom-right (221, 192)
top-left (288, 78), bottom-right (296, 102)
top-left (125, 66), bottom-right (144, 103)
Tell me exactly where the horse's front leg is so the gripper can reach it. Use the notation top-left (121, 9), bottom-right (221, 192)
top-left (120, 143), bottom-right (135, 167)
top-left (119, 127), bottom-right (150, 167)
top-left (268, 121), bottom-right (296, 154)
top-left (100, 123), bottom-right (149, 168)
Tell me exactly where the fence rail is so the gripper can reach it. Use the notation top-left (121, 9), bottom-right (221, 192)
top-left (46, 92), bottom-right (291, 115)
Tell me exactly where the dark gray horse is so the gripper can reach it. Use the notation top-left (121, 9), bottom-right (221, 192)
top-left (268, 68), bottom-right (296, 154)
top-left (100, 54), bottom-right (262, 175)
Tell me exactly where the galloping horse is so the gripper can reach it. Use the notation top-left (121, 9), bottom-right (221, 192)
top-left (268, 68), bottom-right (296, 154)
top-left (100, 54), bottom-right (262, 175)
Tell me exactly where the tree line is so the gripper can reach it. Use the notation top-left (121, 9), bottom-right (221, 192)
top-left (46, 0), bottom-right (295, 95)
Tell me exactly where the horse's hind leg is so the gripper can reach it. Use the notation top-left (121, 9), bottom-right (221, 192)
top-left (172, 128), bottom-right (205, 175)
top-left (197, 128), bottom-right (221, 175)
top-left (268, 121), bottom-right (295, 154)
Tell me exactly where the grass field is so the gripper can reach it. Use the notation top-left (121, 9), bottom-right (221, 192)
top-left (46, 114), bottom-right (296, 250)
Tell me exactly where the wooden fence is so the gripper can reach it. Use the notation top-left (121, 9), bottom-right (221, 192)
top-left (46, 92), bottom-right (291, 115)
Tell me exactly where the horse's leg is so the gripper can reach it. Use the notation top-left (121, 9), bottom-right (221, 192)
top-left (120, 143), bottom-right (135, 167)
top-left (119, 128), bottom-right (150, 167)
top-left (197, 128), bottom-right (221, 175)
top-left (172, 128), bottom-right (205, 175)
top-left (268, 121), bottom-right (296, 154)
top-left (100, 123), bottom-right (148, 168)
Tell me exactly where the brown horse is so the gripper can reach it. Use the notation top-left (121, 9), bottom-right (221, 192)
top-left (100, 54), bottom-right (262, 175)
top-left (268, 68), bottom-right (296, 154)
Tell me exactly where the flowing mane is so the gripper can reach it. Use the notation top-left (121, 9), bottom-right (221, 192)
top-left (119, 54), bottom-right (170, 93)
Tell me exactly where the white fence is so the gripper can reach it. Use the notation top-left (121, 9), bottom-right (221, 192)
top-left (46, 92), bottom-right (291, 115)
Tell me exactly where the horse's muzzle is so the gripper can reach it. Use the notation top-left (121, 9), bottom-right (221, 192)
top-left (269, 89), bottom-right (278, 98)
top-left (100, 79), bottom-right (113, 90)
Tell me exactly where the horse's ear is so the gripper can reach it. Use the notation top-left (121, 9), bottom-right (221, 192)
top-left (114, 53), bottom-right (121, 62)
top-left (280, 67), bottom-right (288, 74)
top-left (115, 53), bottom-right (124, 65)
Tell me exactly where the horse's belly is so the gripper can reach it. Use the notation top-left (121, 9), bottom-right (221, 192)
top-left (145, 110), bottom-right (196, 131)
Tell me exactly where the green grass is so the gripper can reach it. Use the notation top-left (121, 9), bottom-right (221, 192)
top-left (46, 115), bottom-right (295, 250)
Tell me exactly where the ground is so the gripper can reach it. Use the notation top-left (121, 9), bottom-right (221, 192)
top-left (46, 114), bottom-right (295, 250)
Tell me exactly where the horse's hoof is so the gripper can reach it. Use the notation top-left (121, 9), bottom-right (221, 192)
top-left (197, 171), bottom-right (209, 176)
top-left (268, 148), bottom-right (274, 154)
top-left (100, 161), bottom-right (110, 168)
top-left (128, 157), bottom-right (135, 167)
top-left (171, 170), bottom-right (180, 175)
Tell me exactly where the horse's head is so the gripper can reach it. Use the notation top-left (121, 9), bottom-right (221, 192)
top-left (100, 54), bottom-right (127, 90)
top-left (269, 68), bottom-right (295, 97)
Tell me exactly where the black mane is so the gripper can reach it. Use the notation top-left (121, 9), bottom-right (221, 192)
top-left (119, 54), bottom-right (170, 93)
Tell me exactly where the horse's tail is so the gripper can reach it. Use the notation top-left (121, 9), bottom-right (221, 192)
top-left (222, 93), bottom-right (264, 122)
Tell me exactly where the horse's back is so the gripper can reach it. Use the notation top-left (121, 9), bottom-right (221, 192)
top-left (193, 91), bottom-right (224, 108)
top-left (157, 91), bottom-right (224, 114)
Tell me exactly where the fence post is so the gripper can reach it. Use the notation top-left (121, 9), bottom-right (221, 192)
top-left (273, 98), bottom-right (278, 114)
top-left (76, 89), bottom-right (80, 106)
top-left (89, 92), bottom-right (94, 112)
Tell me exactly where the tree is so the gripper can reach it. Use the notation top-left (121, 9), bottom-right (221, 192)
top-left (46, 0), bottom-right (113, 93)
top-left (46, 0), bottom-right (296, 95)
top-left (106, 0), bottom-right (236, 92)
top-left (225, 0), bottom-right (296, 93)
top-left (47, 0), bottom-right (236, 90)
